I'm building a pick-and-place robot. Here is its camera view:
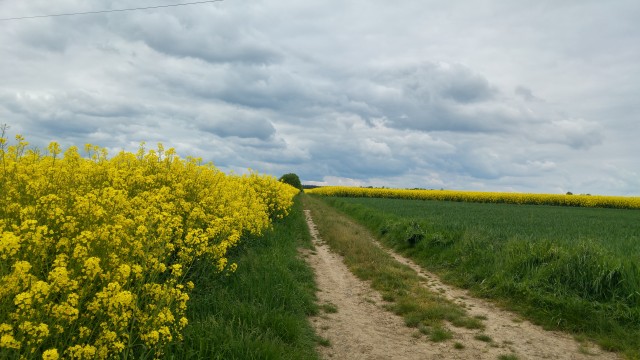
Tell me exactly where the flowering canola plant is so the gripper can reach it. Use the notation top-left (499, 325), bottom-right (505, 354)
top-left (0, 134), bottom-right (299, 359)
top-left (305, 186), bottom-right (640, 209)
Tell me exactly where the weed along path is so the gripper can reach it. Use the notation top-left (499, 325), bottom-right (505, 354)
top-left (301, 196), bottom-right (620, 360)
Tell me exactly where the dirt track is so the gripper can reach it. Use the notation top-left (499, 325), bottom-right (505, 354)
top-left (303, 209), bottom-right (619, 360)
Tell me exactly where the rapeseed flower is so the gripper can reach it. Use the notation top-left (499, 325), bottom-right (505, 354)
top-left (42, 348), bottom-right (59, 360)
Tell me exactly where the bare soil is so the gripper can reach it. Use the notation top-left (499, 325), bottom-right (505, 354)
top-left (303, 209), bottom-right (619, 360)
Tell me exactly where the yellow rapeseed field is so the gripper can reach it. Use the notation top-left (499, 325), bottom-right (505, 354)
top-left (0, 134), bottom-right (298, 359)
top-left (306, 186), bottom-right (640, 209)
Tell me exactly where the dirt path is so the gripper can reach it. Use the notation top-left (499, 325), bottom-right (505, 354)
top-left (303, 209), bottom-right (619, 360)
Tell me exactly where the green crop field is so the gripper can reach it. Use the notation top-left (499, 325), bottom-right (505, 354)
top-left (335, 197), bottom-right (640, 255)
top-left (317, 196), bottom-right (640, 358)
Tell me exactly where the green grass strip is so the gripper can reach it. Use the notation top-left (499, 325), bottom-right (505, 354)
top-left (166, 196), bottom-right (320, 360)
top-left (302, 195), bottom-right (483, 341)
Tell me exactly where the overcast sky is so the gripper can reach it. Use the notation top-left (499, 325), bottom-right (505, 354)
top-left (1, 1), bottom-right (639, 195)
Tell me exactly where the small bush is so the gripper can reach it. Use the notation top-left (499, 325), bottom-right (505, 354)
top-left (279, 173), bottom-right (303, 192)
top-left (405, 221), bottom-right (425, 247)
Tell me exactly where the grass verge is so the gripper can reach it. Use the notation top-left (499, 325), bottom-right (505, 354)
top-left (166, 196), bottom-right (320, 359)
top-left (302, 195), bottom-right (483, 340)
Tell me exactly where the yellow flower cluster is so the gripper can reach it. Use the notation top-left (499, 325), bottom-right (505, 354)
top-left (306, 186), bottom-right (640, 209)
top-left (0, 134), bottom-right (298, 359)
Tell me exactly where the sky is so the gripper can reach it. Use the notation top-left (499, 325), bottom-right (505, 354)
top-left (1, 0), bottom-right (639, 195)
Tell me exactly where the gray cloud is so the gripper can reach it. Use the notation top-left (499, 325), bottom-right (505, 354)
top-left (339, 63), bottom-right (502, 133)
top-left (526, 119), bottom-right (604, 150)
top-left (195, 110), bottom-right (276, 140)
top-left (515, 86), bottom-right (538, 102)
top-left (113, 11), bottom-right (283, 65)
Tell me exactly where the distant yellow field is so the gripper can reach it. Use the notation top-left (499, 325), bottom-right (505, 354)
top-left (305, 186), bottom-right (640, 209)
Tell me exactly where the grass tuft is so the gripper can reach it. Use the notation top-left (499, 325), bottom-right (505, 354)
top-left (316, 336), bottom-right (332, 347)
top-left (474, 334), bottom-right (493, 343)
top-left (320, 302), bottom-right (339, 314)
top-left (429, 326), bottom-right (453, 342)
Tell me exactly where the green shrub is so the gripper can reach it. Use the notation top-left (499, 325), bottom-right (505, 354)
top-left (279, 173), bottom-right (303, 192)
